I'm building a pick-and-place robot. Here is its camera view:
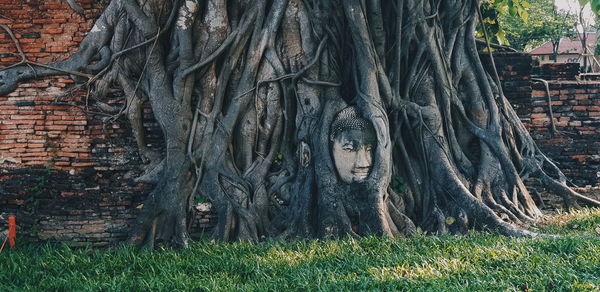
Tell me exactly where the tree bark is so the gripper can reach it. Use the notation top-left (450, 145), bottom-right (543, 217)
top-left (1, 0), bottom-right (596, 247)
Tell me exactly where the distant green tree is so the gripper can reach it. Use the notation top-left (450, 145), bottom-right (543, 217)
top-left (571, 2), bottom-right (599, 72)
top-left (498, 0), bottom-right (576, 56)
top-left (581, 0), bottom-right (600, 13)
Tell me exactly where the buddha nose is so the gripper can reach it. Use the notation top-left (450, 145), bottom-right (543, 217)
top-left (355, 147), bottom-right (371, 168)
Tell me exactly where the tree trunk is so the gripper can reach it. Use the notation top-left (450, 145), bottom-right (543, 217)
top-left (1, 0), bottom-right (598, 247)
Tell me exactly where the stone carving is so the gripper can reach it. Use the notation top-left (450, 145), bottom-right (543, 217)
top-left (330, 106), bottom-right (376, 183)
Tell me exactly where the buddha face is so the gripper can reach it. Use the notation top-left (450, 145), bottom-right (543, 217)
top-left (331, 129), bottom-right (375, 184)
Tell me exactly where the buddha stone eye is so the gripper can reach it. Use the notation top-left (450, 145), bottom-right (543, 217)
top-left (343, 143), bottom-right (355, 151)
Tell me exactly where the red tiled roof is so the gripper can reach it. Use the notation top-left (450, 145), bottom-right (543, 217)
top-left (529, 33), bottom-right (598, 55)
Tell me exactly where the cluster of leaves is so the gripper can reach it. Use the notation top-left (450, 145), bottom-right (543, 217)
top-left (1, 208), bottom-right (599, 290)
top-left (485, 0), bottom-right (600, 52)
top-left (481, 0), bottom-right (589, 53)
top-left (23, 147), bottom-right (58, 215)
top-left (580, 0), bottom-right (600, 13)
top-left (479, 0), bottom-right (533, 45)
top-left (500, 0), bottom-right (577, 51)
top-left (390, 175), bottom-right (406, 194)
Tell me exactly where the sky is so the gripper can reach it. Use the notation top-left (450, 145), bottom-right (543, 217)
top-left (555, 0), bottom-right (596, 29)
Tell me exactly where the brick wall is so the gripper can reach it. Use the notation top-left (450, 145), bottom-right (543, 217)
top-left (481, 52), bottom-right (533, 104)
top-left (487, 54), bottom-right (600, 187)
top-left (0, 0), bottom-right (102, 168)
top-left (540, 63), bottom-right (580, 81)
top-left (525, 82), bottom-right (600, 186)
top-left (0, 0), bottom-right (101, 63)
top-left (0, 1), bottom-right (214, 245)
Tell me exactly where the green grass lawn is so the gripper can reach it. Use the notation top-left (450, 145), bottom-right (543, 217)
top-left (1, 209), bottom-right (599, 291)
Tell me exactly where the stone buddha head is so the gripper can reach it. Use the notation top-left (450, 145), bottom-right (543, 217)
top-left (330, 106), bottom-right (376, 184)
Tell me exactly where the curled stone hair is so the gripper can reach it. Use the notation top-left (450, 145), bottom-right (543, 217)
top-left (330, 106), bottom-right (375, 141)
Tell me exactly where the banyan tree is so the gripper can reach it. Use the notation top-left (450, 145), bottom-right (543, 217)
top-left (1, 0), bottom-right (598, 248)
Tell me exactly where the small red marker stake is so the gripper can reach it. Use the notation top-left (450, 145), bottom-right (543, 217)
top-left (8, 216), bottom-right (16, 250)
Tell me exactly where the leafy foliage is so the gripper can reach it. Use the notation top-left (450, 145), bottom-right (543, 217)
top-left (580, 0), bottom-right (600, 14)
top-left (1, 209), bottom-right (599, 291)
top-left (499, 0), bottom-right (576, 51)
top-left (483, 0), bottom-right (576, 51)
top-left (390, 175), bottom-right (406, 194)
top-left (479, 0), bottom-right (534, 45)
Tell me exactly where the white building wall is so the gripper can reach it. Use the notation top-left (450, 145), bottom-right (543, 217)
top-left (535, 54), bottom-right (580, 65)
top-left (533, 54), bottom-right (600, 72)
